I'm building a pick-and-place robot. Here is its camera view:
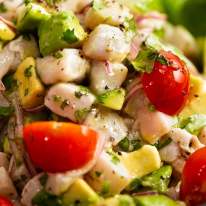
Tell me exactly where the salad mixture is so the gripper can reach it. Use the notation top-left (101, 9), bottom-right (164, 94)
top-left (0, 0), bottom-right (206, 206)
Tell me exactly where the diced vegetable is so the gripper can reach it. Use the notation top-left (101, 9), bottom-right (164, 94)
top-left (62, 178), bottom-right (99, 206)
top-left (134, 195), bottom-right (181, 206)
top-left (23, 122), bottom-right (99, 173)
top-left (14, 57), bottom-right (45, 109)
top-left (97, 88), bottom-right (125, 110)
top-left (0, 20), bottom-right (15, 41)
top-left (38, 11), bottom-right (87, 56)
top-left (121, 145), bottom-right (161, 178)
top-left (97, 195), bottom-right (135, 206)
top-left (141, 165), bottom-right (172, 193)
top-left (180, 114), bottom-right (206, 135)
top-left (17, 3), bottom-right (50, 31)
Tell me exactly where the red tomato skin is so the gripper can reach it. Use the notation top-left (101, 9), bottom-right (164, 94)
top-left (0, 196), bottom-right (13, 206)
top-left (23, 122), bottom-right (99, 173)
top-left (142, 50), bottom-right (190, 115)
top-left (180, 147), bottom-right (206, 206)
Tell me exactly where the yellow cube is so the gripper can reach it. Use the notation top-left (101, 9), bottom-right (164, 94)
top-left (14, 57), bottom-right (45, 109)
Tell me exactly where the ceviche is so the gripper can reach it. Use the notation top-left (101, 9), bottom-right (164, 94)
top-left (0, 0), bottom-right (206, 206)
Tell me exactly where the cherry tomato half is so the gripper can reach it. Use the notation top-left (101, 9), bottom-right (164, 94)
top-left (23, 121), bottom-right (99, 173)
top-left (180, 147), bottom-right (206, 206)
top-left (0, 196), bottom-right (13, 206)
top-left (142, 50), bottom-right (190, 115)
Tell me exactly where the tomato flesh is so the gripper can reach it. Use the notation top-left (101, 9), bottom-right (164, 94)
top-left (142, 50), bottom-right (190, 115)
top-left (0, 196), bottom-right (13, 206)
top-left (180, 147), bottom-right (206, 206)
top-left (23, 121), bottom-right (99, 173)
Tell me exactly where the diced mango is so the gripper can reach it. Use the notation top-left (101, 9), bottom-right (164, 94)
top-left (121, 145), bottom-right (161, 178)
top-left (0, 21), bottom-right (15, 41)
top-left (62, 178), bottom-right (99, 206)
top-left (14, 57), bottom-right (45, 109)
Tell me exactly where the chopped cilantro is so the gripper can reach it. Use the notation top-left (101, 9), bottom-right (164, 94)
top-left (39, 173), bottom-right (48, 186)
top-left (106, 149), bottom-right (120, 165)
top-left (118, 137), bottom-right (130, 152)
top-left (117, 137), bottom-right (142, 152)
top-left (32, 189), bottom-right (63, 206)
top-left (24, 65), bottom-right (33, 78)
top-left (154, 138), bottom-right (172, 150)
top-left (131, 48), bottom-right (158, 73)
top-left (100, 181), bottom-right (110, 196)
top-left (63, 29), bottom-right (78, 44)
top-left (156, 54), bottom-right (169, 65)
top-left (74, 86), bottom-right (89, 99)
top-left (0, 106), bottom-right (14, 117)
top-left (74, 108), bottom-right (90, 122)
top-left (53, 95), bottom-right (62, 102)
top-left (60, 99), bottom-right (69, 110)
top-left (147, 103), bottom-right (156, 112)
top-left (95, 171), bottom-right (102, 177)
top-left (124, 17), bottom-right (137, 33)
top-left (53, 51), bottom-right (63, 59)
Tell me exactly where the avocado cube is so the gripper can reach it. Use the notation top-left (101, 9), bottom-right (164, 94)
top-left (97, 88), bottom-right (126, 110)
top-left (99, 195), bottom-right (135, 206)
top-left (62, 178), bottom-right (99, 206)
top-left (134, 195), bottom-right (181, 206)
top-left (179, 75), bottom-right (206, 120)
top-left (141, 165), bottom-right (172, 192)
top-left (17, 3), bottom-right (50, 32)
top-left (14, 57), bottom-right (45, 109)
top-left (38, 11), bottom-right (87, 56)
top-left (121, 145), bottom-right (161, 178)
top-left (0, 21), bottom-right (15, 41)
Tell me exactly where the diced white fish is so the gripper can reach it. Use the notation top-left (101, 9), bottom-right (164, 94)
top-left (86, 150), bottom-right (131, 195)
top-left (0, 167), bottom-right (17, 198)
top-left (90, 61), bottom-right (128, 94)
top-left (45, 83), bottom-right (96, 122)
top-left (83, 24), bottom-right (130, 62)
top-left (84, 108), bottom-right (128, 145)
top-left (37, 49), bottom-right (90, 85)
top-left (85, 0), bottom-right (132, 29)
top-left (56, 0), bottom-right (93, 13)
top-left (0, 35), bottom-right (39, 80)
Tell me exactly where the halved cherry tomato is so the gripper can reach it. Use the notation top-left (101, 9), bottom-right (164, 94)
top-left (142, 50), bottom-right (190, 115)
top-left (23, 121), bottom-right (99, 173)
top-left (0, 196), bottom-right (13, 206)
top-left (180, 147), bottom-right (206, 206)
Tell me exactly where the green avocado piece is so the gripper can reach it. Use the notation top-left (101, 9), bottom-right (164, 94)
top-left (17, 3), bottom-right (50, 32)
top-left (62, 178), bottom-right (99, 206)
top-left (179, 114), bottom-right (206, 135)
top-left (118, 0), bottom-right (163, 13)
top-left (141, 165), bottom-right (172, 193)
top-left (97, 88), bottom-right (125, 110)
top-left (134, 195), bottom-right (181, 206)
top-left (99, 195), bottom-right (135, 206)
top-left (38, 11), bottom-right (87, 56)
